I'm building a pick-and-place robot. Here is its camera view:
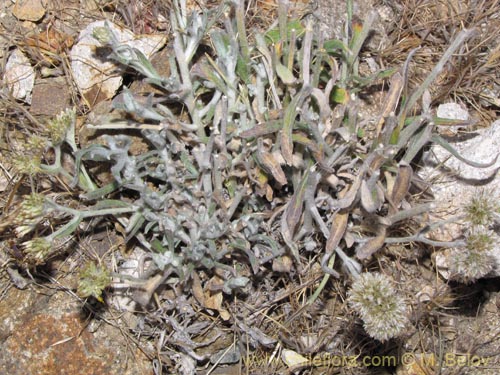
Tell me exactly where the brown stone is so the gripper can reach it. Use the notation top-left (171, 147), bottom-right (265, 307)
top-left (30, 77), bottom-right (71, 116)
top-left (0, 280), bottom-right (153, 375)
top-left (12, 0), bottom-right (46, 22)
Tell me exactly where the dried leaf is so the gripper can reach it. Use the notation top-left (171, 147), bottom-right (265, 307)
top-left (291, 132), bottom-right (320, 153)
top-left (310, 88), bottom-right (332, 121)
top-left (325, 211), bottom-right (348, 253)
top-left (360, 180), bottom-right (384, 213)
top-left (332, 151), bottom-right (380, 209)
top-left (272, 255), bottom-right (293, 273)
top-left (210, 347), bottom-right (241, 365)
top-left (257, 143), bottom-right (288, 185)
top-left (356, 226), bottom-right (387, 260)
top-left (204, 276), bottom-right (231, 320)
top-left (191, 272), bottom-right (205, 306)
top-left (281, 168), bottom-right (310, 262)
top-left (375, 71), bottom-right (403, 137)
top-left (239, 120), bottom-right (282, 138)
top-left (291, 133), bottom-right (334, 172)
top-left (237, 322), bottom-right (276, 347)
top-left (21, 28), bottom-right (74, 63)
top-left (132, 273), bottom-right (164, 306)
top-left (390, 161), bottom-right (413, 214)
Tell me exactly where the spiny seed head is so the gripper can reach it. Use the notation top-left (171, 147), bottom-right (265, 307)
top-left (46, 108), bottom-right (75, 145)
top-left (27, 135), bottom-right (49, 152)
top-left (16, 194), bottom-right (45, 219)
top-left (449, 248), bottom-right (495, 283)
top-left (465, 227), bottom-right (495, 252)
top-left (22, 237), bottom-right (52, 262)
top-left (464, 190), bottom-right (499, 226)
top-left (13, 153), bottom-right (42, 175)
top-left (14, 194), bottom-right (46, 236)
top-left (348, 272), bottom-right (409, 342)
top-left (77, 263), bottom-right (111, 302)
top-left (92, 26), bottom-right (112, 44)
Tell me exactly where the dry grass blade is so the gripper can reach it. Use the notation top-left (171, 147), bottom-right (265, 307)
top-left (239, 120), bottom-right (282, 138)
top-left (256, 140), bottom-right (287, 185)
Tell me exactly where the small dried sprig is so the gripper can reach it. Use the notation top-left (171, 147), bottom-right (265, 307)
top-left (77, 262), bottom-right (111, 302)
top-left (348, 272), bottom-right (409, 341)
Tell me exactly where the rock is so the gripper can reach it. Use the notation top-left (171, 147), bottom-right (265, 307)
top-left (30, 77), bottom-right (71, 116)
top-left (281, 349), bottom-right (309, 367)
top-left (210, 347), bottom-right (241, 365)
top-left (437, 102), bottom-right (469, 121)
top-left (0, 282), bottom-right (152, 374)
top-left (423, 119), bottom-right (500, 189)
top-left (4, 48), bottom-right (35, 103)
top-left (422, 120), bottom-right (500, 278)
top-left (70, 20), bottom-right (166, 106)
top-left (12, 0), bottom-right (46, 22)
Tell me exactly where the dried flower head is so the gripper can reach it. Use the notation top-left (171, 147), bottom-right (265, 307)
top-left (14, 193), bottom-right (47, 236)
top-left (46, 107), bottom-right (75, 145)
top-left (466, 227), bottom-right (495, 252)
top-left (92, 26), bottom-right (113, 45)
top-left (27, 135), bottom-right (49, 152)
top-left (448, 247), bottom-right (496, 283)
top-left (13, 153), bottom-right (42, 175)
top-left (464, 190), bottom-right (499, 226)
top-left (22, 237), bottom-right (52, 263)
top-left (77, 262), bottom-right (111, 302)
top-left (348, 272), bottom-right (409, 341)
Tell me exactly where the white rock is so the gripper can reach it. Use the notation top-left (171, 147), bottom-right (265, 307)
top-left (437, 102), bottom-right (469, 121)
top-left (4, 49), bottom-right (35, 103)
top-left (422, 120), bottom-right (500, 278)
top-left (70, 20), bottom-right (166, 101)
top-left (282, 349), bottom-right (309, 367)
top-left (108, 247), bottom-right (148, 312)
